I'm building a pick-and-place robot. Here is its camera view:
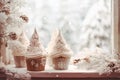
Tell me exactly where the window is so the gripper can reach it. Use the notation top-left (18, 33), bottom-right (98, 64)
top-left (0, 0), bottom-right (120, 79)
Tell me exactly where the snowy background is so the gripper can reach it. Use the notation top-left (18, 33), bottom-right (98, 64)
top-left (24, 0), bottom-right (112, 54)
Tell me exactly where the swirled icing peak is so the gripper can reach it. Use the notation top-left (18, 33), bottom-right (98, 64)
top-left (49, 29), bottom-right (73, 58)
top-left (27, 28), bottom-right (46, 56)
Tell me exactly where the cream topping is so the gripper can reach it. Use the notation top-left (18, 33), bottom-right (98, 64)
top-left (8, 40), bottom-right (26, 56)
top-left (48, 30), bottom-right (73, 58)
top-left (27, 28), bottom-right (46, 57)
top-left (19, 31), bottom-right (29, 47)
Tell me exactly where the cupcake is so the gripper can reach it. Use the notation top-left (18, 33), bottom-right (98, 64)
top-left (8, 32), bottom-right (28, 68)
top-left (14, 32), bottom-right (29, 68)
top-left (48, 30), bottom-right (73, 70)
top-left (8, 40), bottom-right (27, 68)
top-left (13, 55), bottom-right (26, 68)
top-left (26, 28), bottom-right (46, 71)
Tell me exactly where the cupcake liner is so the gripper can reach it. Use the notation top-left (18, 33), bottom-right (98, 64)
top-left (52, 56), bottom-right (70, 70)
top-left (26, 56), bottom-right (46, 71)
top-left (14, 56), bottom-right (26, 68)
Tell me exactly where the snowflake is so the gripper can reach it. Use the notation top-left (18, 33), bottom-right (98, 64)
top-left (31, 60), bottom-right (35, 66)
top-left (40, 58), bottom-right (46, 66)
top-left (35, 63), bottom-right (39, 68)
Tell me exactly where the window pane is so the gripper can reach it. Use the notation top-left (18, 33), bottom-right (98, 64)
top-left (25, 0), bottom-right (112, 53)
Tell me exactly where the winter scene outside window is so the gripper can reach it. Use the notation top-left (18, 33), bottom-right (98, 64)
top-left (1, 0), bottom-right (120, 79)
top-left (25, 0), bottom-right (112, 54)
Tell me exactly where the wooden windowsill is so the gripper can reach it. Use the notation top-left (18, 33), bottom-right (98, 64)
top-left (29, 71), bottom-right (120, 78)
top-left (0, 71), bottom-right (120, 80)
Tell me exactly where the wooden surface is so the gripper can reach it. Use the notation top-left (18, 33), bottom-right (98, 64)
top-left (112, 0), bottom-right (118, 52)
top-left (1, 72), bottom-right (120, 80)
top-left (112, 0), bottom-right (120, 53)
top-left (30, 72), bottom-right (120, 78)
top-left (118, 0), bottom-right (120, 53)
top-left (30, 72), bottom-right (120, 80)
top-left (31, 78), bottom-right (120, 80)
top-left (29, 72), bottom-right (120, 78)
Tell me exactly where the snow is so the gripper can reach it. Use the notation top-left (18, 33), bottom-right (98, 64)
top-left (8, 40), bottom-right (26, 56)
top-left (0, 13), bottom-right (8, 23)
top-left (72, 48), bottom-right (120, 74)
top-left (24, 0), bottom-right (111, 54)
top-left (0, 65), bottom-right (31, 80)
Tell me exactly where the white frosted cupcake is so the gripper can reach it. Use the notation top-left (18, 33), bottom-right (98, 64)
top-left (8, 32), bottom-right (29, 68)
top-left (26, 28), bottom-right (46, 71)
top-left (48, 30), bottom-right (73, 70)
top-left (8, 40), bottom-right (27, 68)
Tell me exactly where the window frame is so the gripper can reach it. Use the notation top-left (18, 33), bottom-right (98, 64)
top-left (112, 0), bottom-right (120, 53)
top-left (112, 0), bottom-right (119, 53)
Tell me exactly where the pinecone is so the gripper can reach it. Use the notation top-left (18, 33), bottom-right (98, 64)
top-left (1, 7), bottom-right (10, 15)
top-left (73, 59), bottom-right (80, 64)
top-left (20, 15), bottom-right (29, 23)
top-left (9, 32), bottom-right (18, 40)
top-left (107, 62), bottom-right (115, 68)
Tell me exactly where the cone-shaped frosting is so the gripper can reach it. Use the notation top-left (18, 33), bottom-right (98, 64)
top-left (30, 28), bottom-right (40, 47)
top-left (8, 40), bottom-right (26, 56)
top-left (8, 31), bottom-right (28, 56)
top-left (47, 29), bottom-right (58, 52)
top-left (19, 31), bottom-right (29, 48)
top-left (27, 28), bottom-right (46, 57)
top-left (49, 29), bottom-right (73, 58)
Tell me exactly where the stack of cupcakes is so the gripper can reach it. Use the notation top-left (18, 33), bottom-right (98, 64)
top-left (26, 29), bottom-right (46, 71)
